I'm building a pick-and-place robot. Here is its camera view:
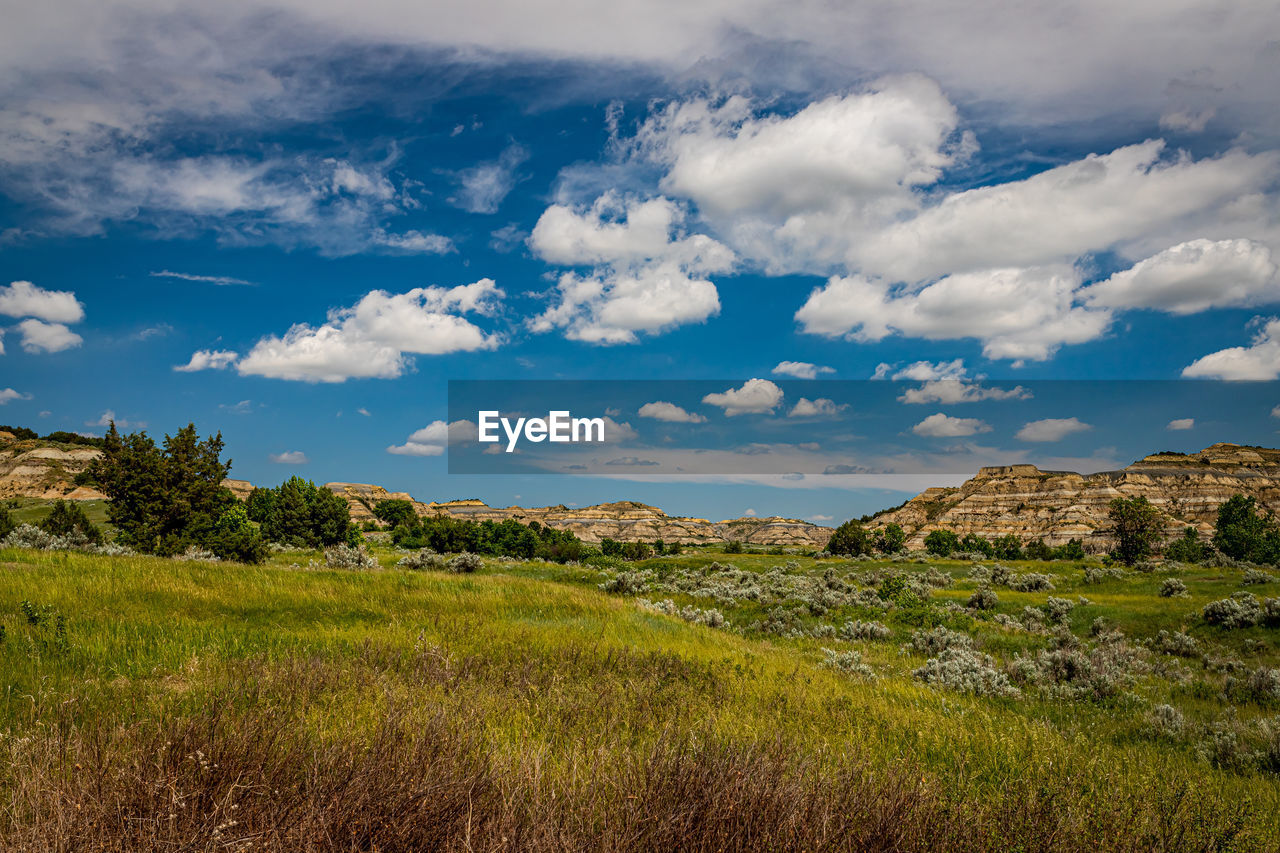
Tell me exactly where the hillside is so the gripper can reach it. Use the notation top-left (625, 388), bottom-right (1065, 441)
top-left (873, 443), bottom-right (1280, 549)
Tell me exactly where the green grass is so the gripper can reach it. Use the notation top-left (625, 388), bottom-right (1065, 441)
top-left (2, 545), bottom-right (1279, 849)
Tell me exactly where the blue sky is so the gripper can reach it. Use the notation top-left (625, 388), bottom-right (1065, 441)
top-left (2, 1), bottom-right (1279, 523)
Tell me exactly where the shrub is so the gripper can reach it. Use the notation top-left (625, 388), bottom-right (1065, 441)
top-left (447, 552), bottom-right (483, 573)
top-left (1228, 667), bottom-right (1280, 705)
top-left (873, 523), bottom-right (906, 554)
top-left (1159, 578), bottom-right (1189, 597)
top-left (175, 545), bottom-right (219, 562)
top-left (839, 619), bottom-right (891, 641)
top-left (1009, 573), bottom-right (1055, 592)
top-left (599, 569), bottom-right (649, 595)
top-left (397, 550), bottom-right (448, 571)
top-left (324, 544), bottom-right (378, 570)
top-left (1083, 565), bottom-right (1126, 584)
top-left (1243, 568), bottom-right (1276, 585)
top-left (923, 529), bottom-right (960, 557)
top-left (1151, 629), bottom-right (1200, 657)
top-left (959, 533), bottom-right (992, 556)
top-left (373, 499), bottom-right (417, 530)
top-left (3, 523), bottom-right (58, 550)
top-left (0, 504), bottom-right (13, 540)
top-left (1043, 596), bottom-right (1076, 624)
top-left (991, 534), bottom-right (1023, 560)
top-left (968, 587), bottom-right (998, 610)
top-left (1023, 539), bottom-right (1053, 561)
top-left (638, 598), bottom-right (727, 628)
top-left (913, 648), bottom-right (1019, 697)
top-left (1052, 538), bottom-right (1087, 560)
top-left (722, 539), bottom-right (744, 554)
top-left (910, 626), bottom-right (972, 656)
top-left (207, 504), bottom-right (268, 564)
top-left (1203, 592), bottom-right (1262, 628)
top-left (1148, 704), bottom-right (1186, 738)
top-left (820, 648), bottom-right (875, 679)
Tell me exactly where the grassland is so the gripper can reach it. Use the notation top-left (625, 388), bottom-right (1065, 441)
top-left (2, 541), bottom-right (1279, 850)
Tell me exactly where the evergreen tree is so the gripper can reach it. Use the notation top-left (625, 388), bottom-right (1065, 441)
top-left (1108, 496), bottom-right (1162, 566)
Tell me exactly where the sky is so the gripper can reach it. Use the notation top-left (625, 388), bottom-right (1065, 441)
top-left (1, 0), bottom-right (1279, 524)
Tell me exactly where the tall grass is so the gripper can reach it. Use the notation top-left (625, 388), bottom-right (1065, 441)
top-left (0, 546), bottom-right (1275, 850)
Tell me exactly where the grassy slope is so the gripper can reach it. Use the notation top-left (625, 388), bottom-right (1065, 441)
top-left (1, 545), bottom-right (1278, 850)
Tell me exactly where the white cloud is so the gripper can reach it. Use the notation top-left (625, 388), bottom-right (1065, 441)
top-left (742, 508), bottom-right (758, 517)
top-left (788, 397), bottom-right (844, 418)
top-left (638, 401), bottom-right (707, 423)
top-left (0, 280), bottom-right (84, 323)
top-left (1183, 317), bottom-right (1280, 380)
top-left (450, 144), bottom-right (528, 214)
top-left (174, 349), bottom-right (239, 372)
top-left (873, 359), bottom-right (967, 381)
top-left (357, 407), bottom-right (371, 416)
top-left (150, 270), bottom-right (253, 286)
top-left (797, 266), bottom-right (1111, 361)
top-left (809, 514), bottom-right (833, 522)
top-left (528, 193), bottom-right (733, 343)
top-left (270, 450), bottom-right (309, 464)
top-left (237, 280), bottom-right (503, 382)
top-left (387, 419), bottom-right (478, 456)
top-left (772, 360), bottom-right (834, 379)
top-left (702, 378), bottom-right (783, 416)
top-left (1083, 239), bottom-right (1279, 315)
top-left (898, 381), bottom-right (1030, 404)
top-left (1015, 417), bottom-right (1092, 442)
top-left (0, 388), bottom-right (30, 405)
top-left (87, 409), bottom-right (143, 429)
top-left (17, 318), bottom-right (82, 353)
top-left (911, 413), bottom-right (991, 437)
top-left (1167, 418), bottom-right (1195, 430)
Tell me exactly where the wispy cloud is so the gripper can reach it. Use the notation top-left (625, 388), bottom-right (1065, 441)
top-left (151, 270), bottom-right (254, 286)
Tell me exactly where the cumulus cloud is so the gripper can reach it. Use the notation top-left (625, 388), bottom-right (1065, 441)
top-left (797, 266), bottom-right (1111, 361)
top-left (772, 360), bottom-right (834, 379)
top-left (1167, 418), bottom-right (1195, 430)
top-left (237, 280), bottom-right (503, 382)
top-left (269, 450), bottom-right (309, 464)
top-left (638, 401), bottom-right (707, 423)
top-left (911, 413), bottom-right (991, 437)
top-left (702, 378), bottom-right (783, 416)
top-left (1183, 317), bottom-right (1280, 380)
top-left (450, 144), bottom-right (528, 214)
top-left (1015, 417), bottom-right (1092, 442)
top-left (788, 397), bottom-right (845, 417)
top-left (1083, 239), bottom-right (1279, 314)
top-left (174, 349), bottom-right (239, 372)
top-left (0, 280), bottom-right (84, 323)
top-left (0, 388), bottom-right (30, 405)
top-left (17, 318), bottom-right (82, 353)
top-left (528, 193), bottom-right (733, 343)
top-left (387, 419), bottom-right (478, 456)
top-left (898, 381), bottom-right (1030, 404)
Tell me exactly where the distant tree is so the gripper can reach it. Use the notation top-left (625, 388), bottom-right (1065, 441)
top-left (40, 500), bottom-right (101, 543)
top-left (0, 425), bottom-right (39, 440)
top-left (86, 422), bottom-right (248, 557)
top-left (1165, 526), bottom-right (1210, 564)
top-left (1023, 538), bottom-right (1053, 561)
top-left (723, 540), bottom-right (745, 554)
top-left (258, 477), bottom-right (356, 548)
top-left (1213, 495), bottom-right (1280, 564)
top-left (959, 533), bottom-right (994, 556)
top-left (874, 523), bottom-right (906, 554)
top-left (1051, 538), bottom-right (1086, 561)
top-left (1107, 496), bottom-right (1162, 566)
top-left (826, 520), bottom-right (871, 556)
top-left (992, 534), bottom-right (1023, 560)
top-left (373, 498), bottom-right (417, 530)
top-left (924, 529), bottom-right (960, 557)
top-left (0, 504), bottom-right (14, 539)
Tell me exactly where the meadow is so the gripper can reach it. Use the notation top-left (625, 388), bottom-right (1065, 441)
top-left (2, 539), bottom-right (1279, 850)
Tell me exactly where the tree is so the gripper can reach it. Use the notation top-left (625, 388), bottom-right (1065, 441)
top-left (1107, 496), bottom-right (1162, 566)
top-left (959, 533), bottom-right (993, 556)
top-left (874, 523), bottom-right (906, 554)
top-left (991, 533), bottom-right (1023, 560)
top-left (258, 477), bottom-right (356, 548)
top-left (208, 504), bottom-right (268, 563)
top-left (1165, 526), bottom-right (1209, 564)
top-left (1023, 538), bottom-right (1053, 561)
top-left (924, 529), bottom-right (960, 557)
top-left (0, 504), bottom-right (14, 539)
top-left (373, 498), bottom-right (417, 529)
top-left (40, 500), bottom-right (101, 543)
top-left (826, 520), bottom-right (871, 556)
top-left (1213, 495), bottom-right (1279, 564)
top-left (87, 422), bottom-right (246, 557)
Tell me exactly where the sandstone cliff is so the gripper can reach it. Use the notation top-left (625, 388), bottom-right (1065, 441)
top-left (870, 443), bottom-right (1280, 550)
top-left (0, 433), bottom-right (105, 500)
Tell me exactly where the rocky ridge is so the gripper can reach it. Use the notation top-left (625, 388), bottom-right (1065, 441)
top-left (870, 443), bottom-right (1280, 550)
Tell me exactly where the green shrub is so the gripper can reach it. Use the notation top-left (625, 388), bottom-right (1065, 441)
top-left (1159, 578), bottom-right (1189, 598)
top-left (1203, 592), bottom-right (1262, 628)
top-left (924, 529), bottom-right (960, 557)
top-left (38, 500), bottom-right (101, 544)
top-left (826, 521), bottom-right (871, 557)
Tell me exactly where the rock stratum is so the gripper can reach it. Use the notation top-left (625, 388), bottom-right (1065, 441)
top-left (325, 483), bottom-right (833, 546)
top-left (870, 443), bottom-right (1280, 551)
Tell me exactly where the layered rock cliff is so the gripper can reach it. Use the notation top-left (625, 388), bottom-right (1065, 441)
top-left (0, 432), bottom-right (105, 500)
top-left (871, 443), bottom-right (1280, 550)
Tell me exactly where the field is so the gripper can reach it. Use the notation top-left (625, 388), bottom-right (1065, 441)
top-left (3, 541), bottom-right (1280, 851)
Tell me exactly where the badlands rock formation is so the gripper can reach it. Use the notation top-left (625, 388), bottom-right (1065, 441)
top-left (871, 443), bottom-right (1280, 550)
top-left (0, 433), bottom-right (105, 500)
top-left (326, 485), bottom-right (834, 546)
